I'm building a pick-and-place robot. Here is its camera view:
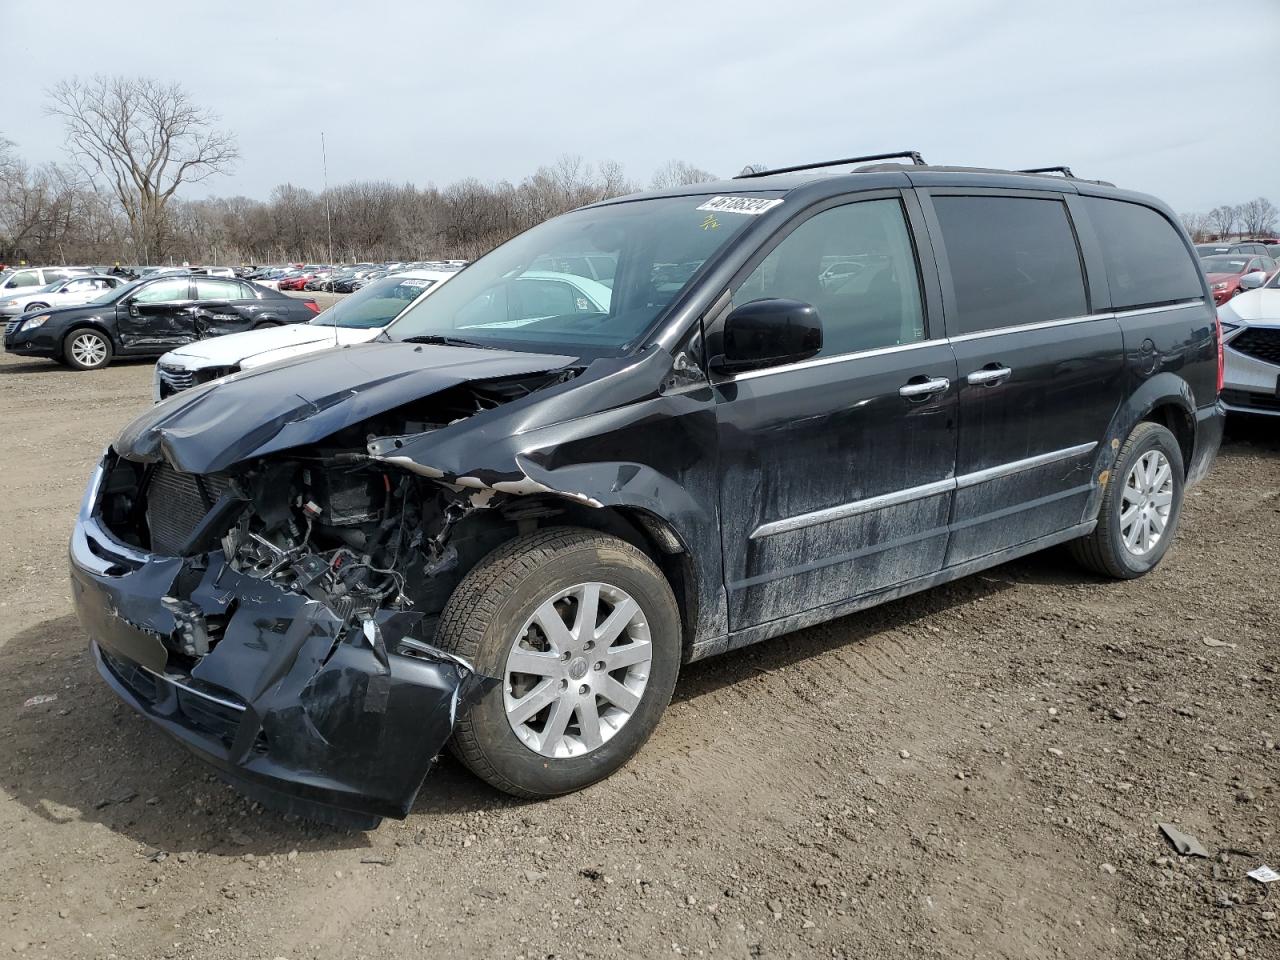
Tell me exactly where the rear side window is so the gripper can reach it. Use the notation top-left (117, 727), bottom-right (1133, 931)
top-left (1080, 198), bottom-right (1204, 310)
top-left (932, 196), bottom-right (1088, 334)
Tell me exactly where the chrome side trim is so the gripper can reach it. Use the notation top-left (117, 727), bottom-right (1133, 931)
top-left (946, 312), bottom-right (1112, 344)
top-left (749, 441), bottom-right (1099, 539)
top-left (954, 441), bottom-right (1097, 489)
top-left (728, 337), bottom-right (940, 382)
top-left (142, 666), bottom-right (247, 712)
top-left (750, 477), bottom-right (955, 539)
top-left (1112, 300), bottom-right (1206, 319)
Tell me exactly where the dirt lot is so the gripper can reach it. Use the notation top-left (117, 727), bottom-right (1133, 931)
top-left (0, 348), bottom-right (1277, 960)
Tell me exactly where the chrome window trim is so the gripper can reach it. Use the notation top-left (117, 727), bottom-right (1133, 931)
top-left (946, 312), bottom-right (1112, 344)
top-left (728, 337), bottom-right (939, 382)
top-left (724, 299), bottom-right (1209, 383)
top-left (954, 441), bottom-right (1097, 489)
top-left (749, 441), bottom-right (1098, 539)
top-left (1112, 299), bottom-right (1205, 319)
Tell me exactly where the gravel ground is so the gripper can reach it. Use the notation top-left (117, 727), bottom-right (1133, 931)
top-left (0, 348), bottom-right (1277, 960)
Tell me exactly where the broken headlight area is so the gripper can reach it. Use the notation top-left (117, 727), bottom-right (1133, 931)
top-left (94, 446), bottom-right (480, 657)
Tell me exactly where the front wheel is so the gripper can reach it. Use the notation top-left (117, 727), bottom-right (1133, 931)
top-left (1070, 421), bottom-right (1185, 578)
top-left (438, 528), bottom-right (681, 798)
top-left (63, 328), bottom-right (114, 370)
top-left (25, 302), bottom-right (49, 311)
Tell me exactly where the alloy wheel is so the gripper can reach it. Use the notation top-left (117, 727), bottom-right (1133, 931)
top-left (503, 581), bottom-right (652, 759)
top-left (1119, 449), bottom-right (1173, 556)
top-left (70, 332), bottom-right (108, 368)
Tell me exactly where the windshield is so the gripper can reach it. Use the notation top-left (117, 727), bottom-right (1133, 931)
top-left (309, 274), bottom-right (440, 328)
top-left (32, 280), bottom-right (65, 294)
top-left (387, 194), bottom-right (766, 353)
top-left (87, 277), bottom-right (144, 305)
top-left (1201, 256), bottom-right (1249, 274)
top-left (1267, 271), bottom-right (1280, 289)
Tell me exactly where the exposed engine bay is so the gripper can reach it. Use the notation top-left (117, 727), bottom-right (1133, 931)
top-left (96, 372), bottom-right (576, 663)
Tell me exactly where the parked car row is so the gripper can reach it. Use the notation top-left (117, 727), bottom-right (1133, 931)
top-left (3, 275), bottom-right (320, 369)
top-left (248, 260), bottom-right (466, 292)
top-left (1194, 239), bottom-right (1280, 305)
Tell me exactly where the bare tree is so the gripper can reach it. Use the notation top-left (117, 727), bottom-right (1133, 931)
top-left (1238, 197), bottom-right (1278, 237)
top-left (1207, 205), bottom-right (1237, 240)
top-left (1179, 211), bottom-right (1211, 243)
top-left (651, 159), bottom-right (717, 189)
top-left (46, 75), bottom-right (238, 262)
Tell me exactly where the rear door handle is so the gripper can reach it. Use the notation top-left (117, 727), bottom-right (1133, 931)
top-left (898, 376), bottom-right (951, 399)
top-left (966, 365), bottom-right (1012, 386)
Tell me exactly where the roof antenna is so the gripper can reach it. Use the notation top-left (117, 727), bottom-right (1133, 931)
top-left (321, 131), bottom-right (338, 347)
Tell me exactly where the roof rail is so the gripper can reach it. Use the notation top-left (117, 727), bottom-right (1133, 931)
top-left (734, 151), bottom-right (926, 179)
top-left (1017, 165), bottom-right (1075, 178)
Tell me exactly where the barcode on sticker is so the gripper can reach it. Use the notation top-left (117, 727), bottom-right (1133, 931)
top-left (695, 196), bottom-right (784, 216)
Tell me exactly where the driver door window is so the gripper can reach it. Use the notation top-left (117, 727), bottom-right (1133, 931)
top-left (732, 198), bottom-right (926, 357)
top-left (134, 278), bottom-right (192, 303)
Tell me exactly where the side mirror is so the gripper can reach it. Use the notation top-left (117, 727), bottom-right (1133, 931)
top-left (1239, 271), bottom-right (1267, 290)
top-left (711, 298), bottom-right (823, 374)
top-left (126, 299), bottom-right (139, 317)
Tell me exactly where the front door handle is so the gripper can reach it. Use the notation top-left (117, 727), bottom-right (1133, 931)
top-left (967, 365), bottom-right (1012, 387)
top-left (898, 376), bottom-right (950, 399)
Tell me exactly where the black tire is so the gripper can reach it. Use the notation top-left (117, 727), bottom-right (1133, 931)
top-left (1070, 421), bottom-right (1185, 579)
top-left (62, 327), bottom-right (114, 371)
top-left (26, 302), bottom-right (49, 311)
top-left (252, 321), bottom-right (281, 329)
top-left (437, 527), bottom-right (681, 799)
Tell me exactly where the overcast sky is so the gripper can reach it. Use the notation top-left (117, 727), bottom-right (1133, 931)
top-left (6, 0), bottom-right (1278, 213)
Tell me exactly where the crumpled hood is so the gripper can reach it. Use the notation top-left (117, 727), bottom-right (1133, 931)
top-left (116, 340), bottom-right (576, 474)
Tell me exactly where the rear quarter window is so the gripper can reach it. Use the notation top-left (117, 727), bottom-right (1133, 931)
top-left (1081, 198), bottom-right (1204, 310)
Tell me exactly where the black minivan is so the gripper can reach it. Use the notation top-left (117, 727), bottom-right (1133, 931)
top-left (70, 154), bottom-right (1224, 826)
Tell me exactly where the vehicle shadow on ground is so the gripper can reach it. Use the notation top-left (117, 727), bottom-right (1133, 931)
top-left (0, 357), bottom-right (155, 376)
top-left (1223, 416), bottom-right (1280, 454)
top-left (672, 549), bottom-right (1078, 703)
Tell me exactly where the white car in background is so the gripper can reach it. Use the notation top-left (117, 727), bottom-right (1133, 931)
top-left (153, 269), bottom-right (456, 401)
top-left (0, 274), bottom-right (124, 321)
top-left (1217, 269), bottom-right (1280, 416)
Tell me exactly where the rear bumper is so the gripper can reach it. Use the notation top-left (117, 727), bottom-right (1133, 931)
top-left (1188, 400), bottom-right (1225, 488)
top-left (70, 459), bottom-right (481, 825)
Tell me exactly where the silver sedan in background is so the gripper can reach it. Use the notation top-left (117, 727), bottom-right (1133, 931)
top-left (1218, 270), bottom-right (1280, 416)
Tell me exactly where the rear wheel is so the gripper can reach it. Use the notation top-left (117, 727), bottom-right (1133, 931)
top-left (438, 528), bottom-right (681, 798)
top-left (63, 328), bottom-right (114, 370)
top-left (1070, 421), bottom-right (1184, 578)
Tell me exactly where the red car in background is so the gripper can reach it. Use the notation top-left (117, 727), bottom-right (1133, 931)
top-left (1201, 253), bottom-right (1277, 305)
top-left (277, 270), bottom-right (318, 291)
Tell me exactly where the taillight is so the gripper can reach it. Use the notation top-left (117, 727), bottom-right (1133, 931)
top-left (1214, 312), bottom-right (1224, 394)
top-left (304, 300), bottom-right (320, 313)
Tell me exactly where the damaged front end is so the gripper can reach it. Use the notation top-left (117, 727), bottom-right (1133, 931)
top-left (71, 344), bottom-right (582, 827)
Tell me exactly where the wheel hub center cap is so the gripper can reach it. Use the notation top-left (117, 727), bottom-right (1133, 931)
top-left (568, 657), bottom-right (589, 681)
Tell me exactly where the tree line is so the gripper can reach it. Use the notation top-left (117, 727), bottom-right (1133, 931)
top-left (3, 74), bottom-right (1275, 268)
top-left (1179, 198), bottom-right (1278, 243)
top-left (0, 74), bottom-right (714, 267)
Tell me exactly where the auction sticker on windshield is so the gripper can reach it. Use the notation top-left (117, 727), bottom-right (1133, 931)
top-left (400, 279), bottom-right (434, 288)
top-left (695, 196), bottom-right (784, 215)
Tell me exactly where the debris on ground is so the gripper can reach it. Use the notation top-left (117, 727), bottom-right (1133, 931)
top-left (1159, 824), bottom-right (1210, 858)
top-left (1247, 865), bottom-right (1280, 884)
top-left (22, 694), bottom-right (57, 707)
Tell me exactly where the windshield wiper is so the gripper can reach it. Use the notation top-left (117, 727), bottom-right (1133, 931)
top-left (398, 334), bottom-right (494, 349)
